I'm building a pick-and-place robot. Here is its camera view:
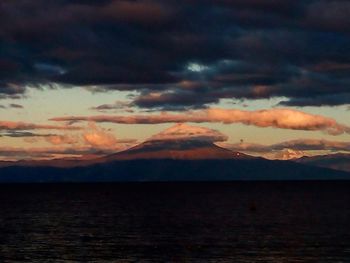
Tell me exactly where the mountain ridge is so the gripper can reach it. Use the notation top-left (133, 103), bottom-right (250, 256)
top-left (0, 139), bottom-right (252, 168)
top-left (295, 153), bottom-right (350, 173)
top-left (102, 139), bottom-right (252, 161)
top-left (0, 139), bottom-right (349, 182)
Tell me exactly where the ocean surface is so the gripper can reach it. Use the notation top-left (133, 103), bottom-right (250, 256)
top-left (0, 181), bottom-right (350, 262)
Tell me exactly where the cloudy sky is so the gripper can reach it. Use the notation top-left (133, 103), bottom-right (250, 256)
top-left (0, 0), bottom-right (349, 160)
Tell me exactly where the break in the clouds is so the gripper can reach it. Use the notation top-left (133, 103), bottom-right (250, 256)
top-left (51, 108), bottom-right (350, 135)
top-left (1, 0), bottom-right (350, 108)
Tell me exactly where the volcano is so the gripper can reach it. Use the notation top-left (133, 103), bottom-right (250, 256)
top-left (102, 139), bottom-right (251, 161)
top-left (0, 123), bottom-right (349, 182)
top-left (99, 123), bottom-right (252, 161)
top-left (93, 123), bottom-right (250, 162)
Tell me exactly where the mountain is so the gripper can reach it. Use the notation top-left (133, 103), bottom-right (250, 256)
top-left (0, 122), bottom-right (349, 182)
top-left (0, 140), bottom-right (349, 182)
top-left (0, 140), bottom-right (250, 169)
top-left (101, 139), bottom-right (252, 161)
top-left (0, 123), bottom-right (248, 168)
top-left (296, 153), bottom-right (350, 173)
top-left (99, 123), bottom-right (253, 161)
top-left (0, 154), bottom-right (101, 168)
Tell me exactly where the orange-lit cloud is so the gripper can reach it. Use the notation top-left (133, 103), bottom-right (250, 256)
top-left (0, 122), bottom-right (137, 160)
top-left (0, 141), bottom-right (134, 161)
top-left (45, 134), bottom-right (79, 145)
top-left (50, 108), bottom-right (350, 135)
top-left (82, 123), bottom-right (119, 148)
top-left (16, 122), bottom-right (137, 149)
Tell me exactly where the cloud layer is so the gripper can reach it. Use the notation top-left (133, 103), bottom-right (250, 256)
top-left (221, 139), bottom-right (350, 153)
top-left (149, 123), bottom-right (228, 142)
top-left (0, 121), bottom-right (81, 131)
top-left (219, 138), bottom-right (350, 160)
top-left (0, 146), bottom-right (116, 161)
top-left (51, 108), bottom-right (350, 135)
top-left (1, 121), bottom-right (349, 161)
top-left (0, 122), bottom-right (137, 160)
top-left (1, 0), bottom-right (350, 107)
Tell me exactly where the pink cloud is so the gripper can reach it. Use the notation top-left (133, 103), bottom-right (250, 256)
top-left (5, 122), bottom-right (137, 151)
top-left (50, 108), bottom-right (350, 135)
top-left (82, 123), bottom-right (118, 148)
top-left (45, 134), bottom-right (79, 145)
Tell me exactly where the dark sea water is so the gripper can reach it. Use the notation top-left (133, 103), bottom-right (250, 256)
top-left (0, 182), bottom-right (350, 262)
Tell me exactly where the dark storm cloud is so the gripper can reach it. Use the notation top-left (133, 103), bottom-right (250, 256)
top-left (303, 1), bottom-right (350, 32)
top-left (279, 93), bottom-right (350, 107)
top-left (1, 0), bottom-right (350, 108)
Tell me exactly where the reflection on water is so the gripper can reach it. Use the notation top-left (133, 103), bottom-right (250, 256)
top-left (0, 181), bottom-right (350, 262)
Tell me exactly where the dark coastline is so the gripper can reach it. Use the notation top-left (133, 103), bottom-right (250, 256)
top-left (1, 158), bottom-right (349, 183)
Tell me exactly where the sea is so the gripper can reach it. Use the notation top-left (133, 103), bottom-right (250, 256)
top-left (0, 181), bottom-right (349, 262)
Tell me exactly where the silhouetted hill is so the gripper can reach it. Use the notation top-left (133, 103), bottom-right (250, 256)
top-left (296, 153), bottom-right (350, 173)
top-left (0, 158), bottom-right (349, 183)
top-left (0, 156), bottom-right (98, 168)
top-left (0, 139), bottom-right (349, 182)
top-left (0, 140), bottom-right (250, 169)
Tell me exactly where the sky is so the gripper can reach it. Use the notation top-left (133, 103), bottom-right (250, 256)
top-left (0, 0), bottom-right (349, 160)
